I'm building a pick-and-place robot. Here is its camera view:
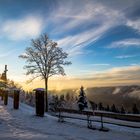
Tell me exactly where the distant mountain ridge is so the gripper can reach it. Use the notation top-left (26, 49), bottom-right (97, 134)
top-left (86, 85), bottom-right (140, 112)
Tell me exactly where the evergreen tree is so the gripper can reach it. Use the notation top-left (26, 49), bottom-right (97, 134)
top-left (60, 94), bottom-right (65, 102)
top-left (106, 105), bottom-right (110, 112)
top-left (111, 104), bottom-right (117, 113)
top-left (59, 94), bottom-right (65, 108)
top-left (49, 95), bottom-right (59, 112)
top-left (98, 102), bottom-right (103, 110)
top-left (77, 86), bottom-right (88, 111)
top-left (89, 101), bottom-right (97, 110)
top-left (121, 106), bottom-right (125, 114)
top-left (65, 92), bottom-right (70, 101)
top-left (132, 104), bottom-right (139, 114)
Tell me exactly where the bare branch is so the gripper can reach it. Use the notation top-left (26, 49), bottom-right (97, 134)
top-left (19, 33), bottom-right (71, 81)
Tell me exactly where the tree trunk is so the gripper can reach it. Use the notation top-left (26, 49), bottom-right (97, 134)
top-left (45, 77), bottom-right (48, 112)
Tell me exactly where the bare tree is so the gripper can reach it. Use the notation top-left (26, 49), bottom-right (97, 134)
top-left (19, 34), bottom-right (71, 112)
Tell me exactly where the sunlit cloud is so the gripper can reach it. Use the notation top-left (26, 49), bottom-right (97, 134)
top-left (127, 19), bottom-right (140, 33)
top-left (91, 64), bottom-right (110, 66)
top-left (57, 23), bottom-right (113, 56)
top-left (52, 1), bottom-right (121, 33)
top-left (53, 1), bottom-right (124, 56)
top-left (53, 0), bottom-right (140, 57)
top-left (108, 39), bottom-right (140, 48)
top-left (1, 15), bottom-right (43, 40)
top-left (88, 65), bottom-right (140, 82)
top-left (115, 55), bottom-right (137, 59)
top-left (130, 63), bottom-right (140, 66)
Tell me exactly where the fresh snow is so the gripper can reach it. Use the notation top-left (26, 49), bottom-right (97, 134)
top-left (112, 87), bottom-right (121, 94)
top-left (0, 98), bottom-right (140, 140)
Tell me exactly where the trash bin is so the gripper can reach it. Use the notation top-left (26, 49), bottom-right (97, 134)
top-left (13, 89), bottom-right (20, 109)
top-left (33, 88), bottom-right (45, 117)
top-left (4, 89), bottom-right (8, 105)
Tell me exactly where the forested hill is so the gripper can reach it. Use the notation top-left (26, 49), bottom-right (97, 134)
top-left (86, 85), bottom-right (140, 112)
top-left (50, 85), bottom-right (140, 112)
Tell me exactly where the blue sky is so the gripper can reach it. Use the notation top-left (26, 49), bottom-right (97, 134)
top-left (0, 0), bottom-right (140, 90)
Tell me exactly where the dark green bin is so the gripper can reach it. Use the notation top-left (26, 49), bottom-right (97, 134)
top-left (33, 88), bottom-right (45, 117)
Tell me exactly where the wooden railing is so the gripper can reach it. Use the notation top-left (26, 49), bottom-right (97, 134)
top-left (56, 108), bottom-right (109, 131)
top-left (56, 108), bottom-right (140, 122)
top-left (94, 111), bottom-right (140, 122)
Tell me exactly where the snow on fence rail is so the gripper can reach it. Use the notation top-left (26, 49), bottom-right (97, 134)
top-left (55, 108), bottom-right (140, 129)
top-left (56, 108), bottom-right (110, 131)
top-left (56, 108), bottom-right (140, 122)
top-left (94, 110), bottom-right (140, 122)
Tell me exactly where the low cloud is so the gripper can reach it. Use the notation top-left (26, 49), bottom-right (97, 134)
top-left (92, 65), bottom-right (140, 80)
top-left (20, 65), bottom-right (140, 90)
top-left (128, 90), bottom-right (140, 99)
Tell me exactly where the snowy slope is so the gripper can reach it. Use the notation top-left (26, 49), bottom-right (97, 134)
top-left (0, 98), bottom-right (140, 140)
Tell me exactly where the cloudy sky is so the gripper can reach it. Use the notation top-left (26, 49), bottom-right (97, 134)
top-left (0, 0), bottom-right (140, 90)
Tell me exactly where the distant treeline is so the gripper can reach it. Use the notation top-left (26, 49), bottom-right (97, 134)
top-left (89, 101), bottom-right (139, 114)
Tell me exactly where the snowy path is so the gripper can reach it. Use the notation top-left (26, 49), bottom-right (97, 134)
top-left (0, 98), bottom-right (140, 140)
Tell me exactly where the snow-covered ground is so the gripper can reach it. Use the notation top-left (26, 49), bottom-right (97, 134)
top-left (0, 98), bottom-right (140, 140)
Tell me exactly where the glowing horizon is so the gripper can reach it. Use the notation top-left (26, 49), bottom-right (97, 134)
top-left (8, 65), bottom-right (140, 91)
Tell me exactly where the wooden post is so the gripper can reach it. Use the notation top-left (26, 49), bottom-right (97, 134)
top-left (99, 113), bottom-right (109, 132)
top-left (13, 90), bottom-right (20, 109)
top-left (101, 114), bottom-right (103, 129)
top-left (4, 90), bottom-right (8, 105)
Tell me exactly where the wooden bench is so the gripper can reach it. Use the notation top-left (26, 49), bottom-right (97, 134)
top-left (56, 108), bottom-right (109, 131)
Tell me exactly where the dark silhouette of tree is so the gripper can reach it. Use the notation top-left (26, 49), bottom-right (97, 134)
top-left (111, 104), bottom-right (117, 113)
top-left (59, 94), bottom-right (65, 108)
top-left (132, 104), bottom-right (139, 114)
top-left (106, 105), bottom-right (110, 112)
top-left (19, 34), bottom-right (71, 112)
top-left (98, 102), bottom-right (103, 110)
top-left (65, 92), bottom-right (70, 101)
top-left (121, 105), bottom-right (125, 114)
top-left (7, 80), bottom-right (22, 89)
top-left (70, 93), bottom-right (75, 102)
top-left (77, 86), bottom-right (88, 111)
top-left (89, 101), bottom-right (97, 110)
top-left (49, 95), bottom-right (59, 112)
top-left (59, 94), bottom-right (65, 103)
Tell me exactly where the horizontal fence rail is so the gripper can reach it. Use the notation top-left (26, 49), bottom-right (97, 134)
top-left (56, 108), bottom-right (140, 122)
